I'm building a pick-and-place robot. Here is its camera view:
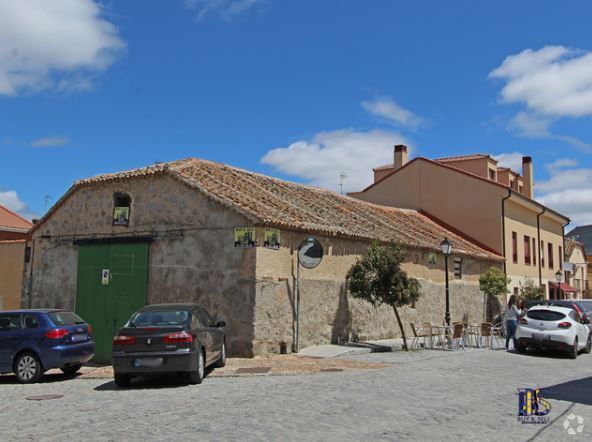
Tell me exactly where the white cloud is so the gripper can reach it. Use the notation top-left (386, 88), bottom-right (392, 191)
top-left (491, 46), bottom-right (592, 151)
top-left (361, 98), bottom-right (422, 128)
top-left (30, 136), bottom-right (70, 147)
top-left (534, 159), bottom-right (592, 225)
top-left (185, 0), bottom-right (265, 20)
top-left (490, 46), bottom-right (592, 117)
top-left (0, 0), bottom-right (125, 95)
top-left (261, 129), bottom-right (411, 193)
top-left (539, 189), bottom-right (592, 225)
top-left (493, 152), bottom-right (525, 173)
top-left (0, 190), bottom-right (37, 220)
top-left (508, 112), bottom-right (551, 138)
top-left (0, 190), bottom-right (25, 212)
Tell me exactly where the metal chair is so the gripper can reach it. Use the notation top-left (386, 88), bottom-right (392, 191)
top-left (410, 323), bottom-right (431, 349)
top-left (479, 322), bottom-right (493, 347)
top-left (449, 323), bottom-right (465, 350)
top-left (421, 321), bottom-right (435, 349)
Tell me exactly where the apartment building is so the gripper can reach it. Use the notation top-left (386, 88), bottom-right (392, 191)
top-left (564, 239), bottom-right (588, 299)
top-left (349, 145), bottom-right (570, 299)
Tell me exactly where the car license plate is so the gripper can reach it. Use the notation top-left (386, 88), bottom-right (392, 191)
top-left (71, 333), bottom-right (87, 342)
top-left (532, 333), bottom-right (548, 341)
top-left (133, 357), bottom-right (163, 368)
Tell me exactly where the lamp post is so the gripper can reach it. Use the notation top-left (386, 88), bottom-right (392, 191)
top-left (555, 270), bottom-right (563, 300)
top-left (441, 238), bottom-right (452, 327)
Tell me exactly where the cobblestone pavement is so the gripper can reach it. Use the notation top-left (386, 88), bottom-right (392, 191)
top-left (0, 348), bottom-right (591, 441)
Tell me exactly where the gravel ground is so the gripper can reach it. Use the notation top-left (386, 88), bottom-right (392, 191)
top-left (0, 348), bottom-right (590, 441)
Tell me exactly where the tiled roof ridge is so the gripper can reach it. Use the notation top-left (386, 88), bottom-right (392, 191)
top-left (435, 153), bottom-right (490, 163)
top-left (0, 204), bottom-right (33, 229)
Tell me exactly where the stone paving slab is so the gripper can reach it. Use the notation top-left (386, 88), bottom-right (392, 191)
top-left (298, 338), bottom-right (407, 357)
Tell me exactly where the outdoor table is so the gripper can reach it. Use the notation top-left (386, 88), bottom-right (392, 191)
top-left (465, 324), bottom-right (481, 347)
top-left (430, 325), bottom-right (452, 349)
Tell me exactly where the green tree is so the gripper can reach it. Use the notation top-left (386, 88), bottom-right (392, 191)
top-left (346, 242), bottom-right (421, 351)
top-left (519, 278), bottom-right (545, 301)
top-left (479, 267), bottom-right (511, 320)
top-left (479, 267), bottom-right (511, 297)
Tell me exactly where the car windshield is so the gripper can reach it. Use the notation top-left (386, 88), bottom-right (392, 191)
top-left (129, 310), bottom-right (190, 327)
top-left (526, 310), bottom-right (566, 321)
top-left (48, 311), bottom-right (86, 326)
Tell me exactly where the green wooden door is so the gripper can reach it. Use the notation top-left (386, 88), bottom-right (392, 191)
top-left (75, 242), bottom-right (149, 363)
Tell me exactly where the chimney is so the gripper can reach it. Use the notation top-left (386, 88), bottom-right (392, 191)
top-left (522, 156), bottom-right (533, 198)
top-left (394, 145), bottom-right (408, 170)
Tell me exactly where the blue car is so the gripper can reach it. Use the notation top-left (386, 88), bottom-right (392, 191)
top-left (0, 310), bottom-right (95, 383)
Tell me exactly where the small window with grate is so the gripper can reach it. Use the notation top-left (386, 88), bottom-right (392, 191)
top-left (113, 192), bottom-right (131, 226)
top-left (454, 257), bottom-right (463, 279)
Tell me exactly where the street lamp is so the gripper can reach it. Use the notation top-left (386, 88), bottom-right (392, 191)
top-left (441, 238), bottom-right (452, 327)
top-left (555, 270), bottom-right (562, 300)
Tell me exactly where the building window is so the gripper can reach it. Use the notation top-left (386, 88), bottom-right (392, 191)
top-left (510, 179), bottom-right (515, 189)
top-left (513, 287), bottom-right (519, 296)
top-left (519, 185), bottom-right (523, 194)
top-left (512, 232), bottom-right (518, 263)
top-left (113, 192), bottom-right (131, 226)
top-left (541, 240), bottom-right (545, 268)
top-left (532, 237), bottom-right (536, 266)
top-left (454, 257), bottom-right (462, 279)
top-left (524, 235), bottom-right (531, 265)
top-left (548, 243), bottom-right (554, 269)
top-left (489, 169), bottom-right (496, 181)
top-left (559, 246), bottom-right (563, 269)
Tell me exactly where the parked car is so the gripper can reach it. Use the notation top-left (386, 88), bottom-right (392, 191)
top-left (0, 309), bottom-right (95, 383)
top-left (111, 303), bottom-right (226, 387)
top-left (523, 299), bottom-right (592, 330)
top-left (515, 305), bottom-right (591, 358)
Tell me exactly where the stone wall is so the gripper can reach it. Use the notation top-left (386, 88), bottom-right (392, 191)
top-left (28, 174), bottom-right (259, 357)
top-left (253, 230), bottom-right (502, 353)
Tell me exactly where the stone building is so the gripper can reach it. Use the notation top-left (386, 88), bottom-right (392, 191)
top-left (27, 158), bottom-right (502, 361)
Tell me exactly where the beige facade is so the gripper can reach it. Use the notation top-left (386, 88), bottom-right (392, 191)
top-left (350, 149), bottom-right (570, 300)
top-left (565, 240), bottom-right (588, 299)
top-left (0, 240), bottom-right (27, 310)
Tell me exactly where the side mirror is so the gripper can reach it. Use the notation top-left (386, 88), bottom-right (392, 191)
top-left (583, 316), bottom-right (591, 325)
top-left (216, 320), bottom-right (226, 328)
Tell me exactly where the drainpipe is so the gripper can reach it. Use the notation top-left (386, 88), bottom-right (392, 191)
top-left (501, 190), bottom-right (512, 274)
top-left (27, 237), bottom-right (37, 309)
top-left (536, 207), bottom-right (546, 287)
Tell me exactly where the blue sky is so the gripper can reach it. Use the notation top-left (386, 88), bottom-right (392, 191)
top-left (1, 0), bottom-right (592, 225)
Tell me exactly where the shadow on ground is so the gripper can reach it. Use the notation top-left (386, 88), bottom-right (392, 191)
top-left (0, 372), bottom-right (80, 385)
top-left (339, 342), bottom-right (392, 353)
top-left (94, 368), bottom-right (215, 391)
top-left (542, 376), bottom-right (592, 406)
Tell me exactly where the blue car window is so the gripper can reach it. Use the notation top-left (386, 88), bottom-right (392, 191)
top-left (23, 315), bottom-right (40, 329)
top-left (0, 314), bottom-right (21, 331)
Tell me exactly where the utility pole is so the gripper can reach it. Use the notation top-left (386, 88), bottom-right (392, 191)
top-left (339, 173), bottom-right (347, 195)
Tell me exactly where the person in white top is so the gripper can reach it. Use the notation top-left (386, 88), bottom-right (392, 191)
top-left (505, 295), bottom-right (521, 349)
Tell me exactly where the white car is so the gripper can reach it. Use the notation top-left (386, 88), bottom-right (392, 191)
top-left (515, 305), bottom-right (592, 359)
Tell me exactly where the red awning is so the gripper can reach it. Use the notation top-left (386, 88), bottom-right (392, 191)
top-left (548, 282), bottom-right (577, 293)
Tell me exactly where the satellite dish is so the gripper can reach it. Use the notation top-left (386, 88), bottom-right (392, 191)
top-left (298, 237), bottom-right (323, 269)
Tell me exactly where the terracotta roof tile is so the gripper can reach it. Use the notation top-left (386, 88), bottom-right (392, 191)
top-left (435, 154), bottom-right (490, 163)
top-left (0, 204), bottom-right (32, 232)
top-left (36, 158), bottom-right (502, 261)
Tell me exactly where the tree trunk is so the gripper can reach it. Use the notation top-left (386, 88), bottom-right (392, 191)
top-left (392, 305), bottom-right (408, 351)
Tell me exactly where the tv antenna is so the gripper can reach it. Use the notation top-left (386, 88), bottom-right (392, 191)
top-left (44, 195), bottom-right (52, 212)
top-left (339, 173), bottom-right (347, 195)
